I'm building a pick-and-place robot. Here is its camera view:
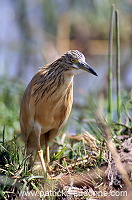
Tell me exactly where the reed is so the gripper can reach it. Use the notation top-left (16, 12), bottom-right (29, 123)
top-left (108, 4), bottom-right (115, 122)
top-left (115, 9), bottom-right (121, 124)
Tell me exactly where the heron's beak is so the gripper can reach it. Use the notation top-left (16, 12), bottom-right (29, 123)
top-left (78, 62), bottom-right (98, 76)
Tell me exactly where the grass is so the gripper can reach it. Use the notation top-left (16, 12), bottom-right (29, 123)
top-left (108, 4), bottom-right (115, 122)
top-left (0, 77), bottom-right (131, 199)
top-left (115, 9), bottom-right (121, 124)
top-left (0, 5), bottom-right (132, 200)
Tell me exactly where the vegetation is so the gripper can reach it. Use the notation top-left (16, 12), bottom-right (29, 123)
top-left (0, 2), bottom-right (132, 200)
top-left (0, 62), bottom-right (131, 200)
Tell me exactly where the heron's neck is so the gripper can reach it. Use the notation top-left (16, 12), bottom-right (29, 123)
top-left (55, 73), bottom-right (74, 99)
top-left (33, 66), bottom-right (75, 102)
top-left (64, 73), bottom-right (74, 87)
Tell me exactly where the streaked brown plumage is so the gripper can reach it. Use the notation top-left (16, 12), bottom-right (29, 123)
top-left (20, 50), bottom-right (97, 174)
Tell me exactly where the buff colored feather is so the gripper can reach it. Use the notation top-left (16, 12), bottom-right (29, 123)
top-left (20, 50), bottom-right (97, 174)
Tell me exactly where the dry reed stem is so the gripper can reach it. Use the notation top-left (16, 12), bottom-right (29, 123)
top-left (97, 115), bottom-right (131, 189)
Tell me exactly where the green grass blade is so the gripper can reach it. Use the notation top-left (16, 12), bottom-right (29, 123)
top-left (54, 146), bottom-right (67, 160)
top-left (115, 9), bottom-right (121, 124)
top-left (108, 4), bottom-right (115, 121)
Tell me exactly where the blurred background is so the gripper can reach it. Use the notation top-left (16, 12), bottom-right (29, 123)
top-left (0, 0), bottom-right (132, 138)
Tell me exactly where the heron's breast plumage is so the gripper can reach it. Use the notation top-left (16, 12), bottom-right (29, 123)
top-left (20, 68), bottom-right (73, 135)
top-left (33, 78), bottom-right (73, 131)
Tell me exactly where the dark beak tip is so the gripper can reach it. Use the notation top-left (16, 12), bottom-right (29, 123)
top-left (87, 65), bottom-right (98, 77)
top-left (90, 69), bottom-right (98, 76)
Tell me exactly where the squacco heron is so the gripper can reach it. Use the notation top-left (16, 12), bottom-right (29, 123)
top-left (20, 50), bottom-right (97, 173)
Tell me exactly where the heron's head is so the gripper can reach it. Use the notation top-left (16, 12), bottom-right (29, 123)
top-left (63, 50), bottom-right (98, 76)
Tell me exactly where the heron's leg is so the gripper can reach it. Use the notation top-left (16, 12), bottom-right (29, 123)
top-left (34, 124), bottom-right (47, 173)
top-left (45, 141), bottom-right (50, 164)
top-left (44, 133), bottom-right (50, 164)
top-left (38, 149), bottom-right (47, 173)
top-left (45, 129), bottom-right (59, 164)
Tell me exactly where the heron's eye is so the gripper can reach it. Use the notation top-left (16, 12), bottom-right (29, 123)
top-left (71, 58), bottom-right (76, 63)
